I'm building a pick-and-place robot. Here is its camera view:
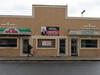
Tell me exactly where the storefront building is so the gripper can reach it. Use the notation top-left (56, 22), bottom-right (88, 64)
top-left (0, 5), bottom-right (100, 56)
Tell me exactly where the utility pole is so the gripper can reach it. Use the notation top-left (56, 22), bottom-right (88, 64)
top-left (81, 10), bottom-right (85, 17)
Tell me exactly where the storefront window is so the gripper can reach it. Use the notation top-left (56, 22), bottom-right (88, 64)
top-left (0, 38), bottom-right (17, 47)
top-left (81, 39), bottom-right (98, 48)
top-left (37, 39), bottom-right (55, 48)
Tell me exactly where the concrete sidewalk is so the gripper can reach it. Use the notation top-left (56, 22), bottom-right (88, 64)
top-left (0, 56), bottom-right (100, 61)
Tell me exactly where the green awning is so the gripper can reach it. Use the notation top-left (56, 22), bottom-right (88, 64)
top-left (68, 29), bottom-right (100, 36)
top-left (0, 28), bottom-right (31, 36)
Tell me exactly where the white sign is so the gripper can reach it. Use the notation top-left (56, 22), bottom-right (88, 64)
top-left (83, 24), bottom-right (97, 29)
top-left (1, 22), bottom-right (16, 26)
top-left (42, 41), bottom-right (52, 46)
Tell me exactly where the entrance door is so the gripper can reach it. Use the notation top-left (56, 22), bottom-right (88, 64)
top-left (71, 38), bottom-right (78, 56)
top-left (59, 39), bottom-right (66, 55)
top-left (22, 39), bottom-right (29, 55)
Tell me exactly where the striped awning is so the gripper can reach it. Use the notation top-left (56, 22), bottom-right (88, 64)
top-left (0, 28), bottom-right (31, 36)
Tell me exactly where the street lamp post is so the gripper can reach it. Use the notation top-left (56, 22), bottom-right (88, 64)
top-left (81, 10), bottom-right (85, 17)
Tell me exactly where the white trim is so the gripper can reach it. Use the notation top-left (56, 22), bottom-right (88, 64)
top-left (32, 35), bottom-right (67, 39)
top-left (58, 38), bottom-right (68, 56)
top-left (80, 38), bottom-right (99, 49)
top-left (0, 37), bottom-right (18, 49)
top-left (32, 36), bottom-right (68, 56)
top-left (70, 37), bottom-right (79, 56)
top-left (36, 38), bottom-right (57, 49)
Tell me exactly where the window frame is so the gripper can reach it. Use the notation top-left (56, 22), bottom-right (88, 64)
top-left (80, 38), bottom-right (99, 49)
top-left (36, 38), bottom-right (57, 49)
top-left (0, 37), bottom-right (18, 49)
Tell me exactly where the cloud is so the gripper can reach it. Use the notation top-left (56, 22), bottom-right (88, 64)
top-left (0, 0), bottom-right (33, 15)
top-left (67, 0), bottom-right (100, 17)
top-left (0, 0), bottom-right (100, 17)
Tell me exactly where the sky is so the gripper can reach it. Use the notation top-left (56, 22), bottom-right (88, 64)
top-left (0, 0), bottom-right (100, 17)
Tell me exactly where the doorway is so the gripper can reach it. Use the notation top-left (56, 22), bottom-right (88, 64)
top-left (22, 39), bottom-right (30, 55)
top-left (59, 39), bottom-right (66, 55)
top-left (71, 38), bottom-right (78, 56)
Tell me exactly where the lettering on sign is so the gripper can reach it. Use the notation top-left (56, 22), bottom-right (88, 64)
top-left (1, 22), bottom-right (16, 26)
top-left (4, 28), bottom-right (20, 34)
top-left (41, 26), bottom-right (59, 36)
top-left (42, 41), bottom-right (51, 46)
top-left (82, 24), bottom-right (97, 29)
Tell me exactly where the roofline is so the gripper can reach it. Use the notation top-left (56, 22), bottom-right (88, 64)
top-left (32, 4), bottom-right (67, 8)
top-left (0, 15), bottom-right (32, 18)
top-left (67, 17), bottom-right (100, 20)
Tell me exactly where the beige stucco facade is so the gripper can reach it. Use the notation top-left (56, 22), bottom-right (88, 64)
top-left (0, 5), bottom-right (100, 56)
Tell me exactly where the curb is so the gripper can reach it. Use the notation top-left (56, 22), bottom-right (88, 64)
top-left (0, 56), bottom-right (100, 61)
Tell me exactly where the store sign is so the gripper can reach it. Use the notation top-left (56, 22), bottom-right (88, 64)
top-left (0, 28), bottom-right (31, 35)
top-left (4, 28), bottom-right (19, 34)
top-left (81, 30), bottom-right (94, 35)
top-left (41, 26), bottom-right (59, 36)
top-left (46, 31), bottom-right (59, 35)
top-left (69, 29), bottom-right (100, 36)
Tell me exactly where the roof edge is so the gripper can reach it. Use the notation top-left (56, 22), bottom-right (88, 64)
top-left (0, 15), bottom-right (32, 18)
top-left (67, 17), bottom-right (100, 20)
top-left (32, 4), bottom-right (67, 7)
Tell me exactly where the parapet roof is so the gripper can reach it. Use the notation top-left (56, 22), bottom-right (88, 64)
top-left (32, 4), bottom-right (67, 8)
top-left (0, 15), bottom-right (32, 18)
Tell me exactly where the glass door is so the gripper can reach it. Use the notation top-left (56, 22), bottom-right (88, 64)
top-left (22, 39), bottom-right (29, 54)
top-left (71, 38), bottom-right (78, 56)
top-left (59, 39), bottom-right (66, 55)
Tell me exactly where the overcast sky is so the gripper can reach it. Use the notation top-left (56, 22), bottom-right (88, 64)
top-left (0, 0), bottom-right (100, 17)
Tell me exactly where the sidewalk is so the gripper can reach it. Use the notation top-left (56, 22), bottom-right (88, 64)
top-left (0, 56), bottom-right (100, 61)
